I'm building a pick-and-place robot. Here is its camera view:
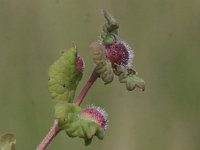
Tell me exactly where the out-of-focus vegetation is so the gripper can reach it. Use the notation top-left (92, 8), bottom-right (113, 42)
top-left (0, 0), bottom-right (200, 150)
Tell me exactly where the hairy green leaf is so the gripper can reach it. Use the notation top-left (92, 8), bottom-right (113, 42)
top-left (115, 65), bottom-right (145, 91)
top-left (55, 102), bottom-right (105, 146)
top-left (48, 45), bottom-right (83, 102)
top-left (121, 74), bottom-right (145, 91)
top-left (90, 42), bottom-right (114, 84)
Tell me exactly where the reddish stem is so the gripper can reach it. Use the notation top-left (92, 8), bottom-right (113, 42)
top-left (36, 70), bottom-right (98, 150)
top-left (75, 70), bottom-right (98, 106)
top-left (36, 120), bottom-right (61, 150)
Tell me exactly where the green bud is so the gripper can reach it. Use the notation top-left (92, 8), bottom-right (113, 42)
top-left (102, 10), bottom-right (119, 34)
top-left (48, 44), bottom-right (83, 102)
top-left (101, 34), bottom-right (116, 45)
top-left (122, 74), bottom-right (145, 91)
top-left (115, 65), bottom-right (145, 91)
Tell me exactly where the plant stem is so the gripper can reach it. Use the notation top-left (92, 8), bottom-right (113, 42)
top-left (75, 69), bottom-right (98, 106)
top-left (36, 70), bottom-right (98, 150)
top-left (36, 120), bottom-right (61, 150)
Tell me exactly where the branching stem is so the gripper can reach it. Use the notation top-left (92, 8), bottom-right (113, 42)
top-left (36, 70), bottom-right (98, 150)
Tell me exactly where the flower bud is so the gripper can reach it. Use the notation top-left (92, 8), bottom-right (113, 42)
top-left (76, 55), bottom-right (85, 73)
top-left (102, 40), bottom-right (134, 68)
top-left (80, 105), bottom-right (108, 129)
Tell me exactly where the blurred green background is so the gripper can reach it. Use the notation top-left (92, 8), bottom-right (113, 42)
top-left (0, 0), bottom-right (200, 150)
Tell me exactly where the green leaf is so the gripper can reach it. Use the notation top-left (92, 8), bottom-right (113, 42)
top-left (115, 65), bottom-right (145, 91)
top-left (54, 102), bottom-right (81, 125)
top-left (101, 34), bottom-right (116, 45)
top-left (90, 42), bottom-right (114, 84)
top-left (55, 102), bottom-right (105, 146)
top-left (65, 119), bottom-right (105, 146)
top-left (48, 45), bottom-right (83, 102)
top-left (121, 74), bottom-right (145, 91)
top-left (0, 133), bottom-right (16, 150)
top-left (102, 10), bottom-right (119, 34)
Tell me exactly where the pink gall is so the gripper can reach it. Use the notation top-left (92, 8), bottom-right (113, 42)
top-left (76, 55), bottom-right (85, 73)
top-left (102, 41), bottom-right (134, 68)
top-left (80, 105), bottom-right (108, 129)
